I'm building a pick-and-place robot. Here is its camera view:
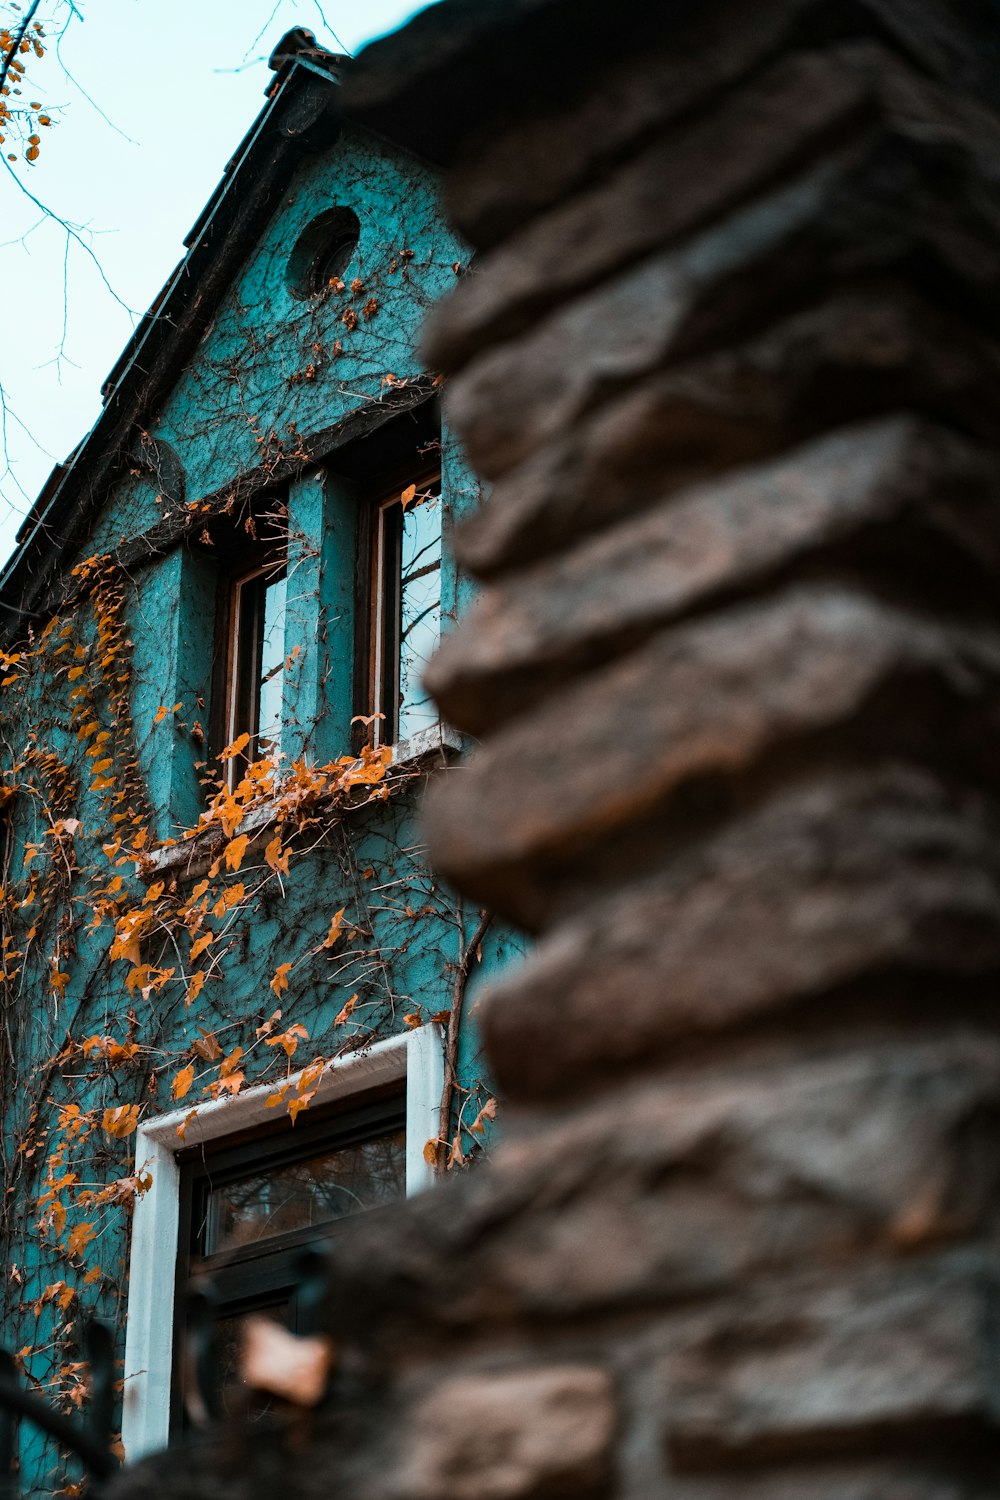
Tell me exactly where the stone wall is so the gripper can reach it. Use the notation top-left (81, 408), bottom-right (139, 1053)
top-left (111, 1), bottom-right (1000, 1496)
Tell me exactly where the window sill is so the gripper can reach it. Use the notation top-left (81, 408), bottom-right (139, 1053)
top-left (139, 723), bottom-right (464, 885)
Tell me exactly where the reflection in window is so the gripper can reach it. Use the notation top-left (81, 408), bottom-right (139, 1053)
top-left (372, 478), bottom-right (441, 746)
top-left (227, 562), bottom-right (287, 776)
top-left (203, 1129), bottom-right (406, 1253)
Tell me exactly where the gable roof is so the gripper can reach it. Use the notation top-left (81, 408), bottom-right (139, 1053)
top-left (0, 32), bottom-right (351, 635)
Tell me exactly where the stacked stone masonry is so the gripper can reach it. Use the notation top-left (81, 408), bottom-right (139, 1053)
top-left (111, 1), bottom-right (1000, 1496)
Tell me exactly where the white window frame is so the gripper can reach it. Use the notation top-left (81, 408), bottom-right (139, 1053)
top-left (121, 1026), bottom-right (442, 1461)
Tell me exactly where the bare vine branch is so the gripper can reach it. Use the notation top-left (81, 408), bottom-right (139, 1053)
top-left (435, 907), bottom-right (493, 1173)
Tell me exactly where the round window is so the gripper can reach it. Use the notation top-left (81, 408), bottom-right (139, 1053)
top-left (288, 207), bottom-right (360, 299)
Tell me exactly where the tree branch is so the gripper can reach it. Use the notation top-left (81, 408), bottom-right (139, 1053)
top-left (435, 908), bottom-right (493, 1173)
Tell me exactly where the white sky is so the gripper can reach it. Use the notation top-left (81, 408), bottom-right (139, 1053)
top-left (0, 0), bottom-right (434, 568)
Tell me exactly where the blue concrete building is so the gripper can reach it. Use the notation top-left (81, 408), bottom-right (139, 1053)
top-left (0, 31), bottom-right (517, 1490)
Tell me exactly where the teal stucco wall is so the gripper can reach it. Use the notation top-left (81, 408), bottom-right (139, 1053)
top-left (0, 109), bottom-right (522, 1496)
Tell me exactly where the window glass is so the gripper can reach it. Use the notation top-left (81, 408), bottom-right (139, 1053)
top-left (372, 478), bottom-right (441, 746)
top-left (256, 572), bottom-right (287, 757)
top-left (215, 1303), bottom-right (290, 1420)
top-left (202, 1127), bottom-right (406, 1254)
top-left (398, 494), bottom-right (441, 742)
top-left (228, 562), bottom-right (287, 769)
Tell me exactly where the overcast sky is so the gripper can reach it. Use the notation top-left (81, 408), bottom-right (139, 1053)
top-left (0, 0), bottom-right (433, 567)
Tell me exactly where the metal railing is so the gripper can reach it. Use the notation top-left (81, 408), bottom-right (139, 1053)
top-left (0, 1321), bottom-right (118, 1499)
top-left (0, 1246), bottom-right (332, 1493)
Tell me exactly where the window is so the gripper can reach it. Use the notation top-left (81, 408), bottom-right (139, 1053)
top-left (370, 474), bottom-right (442, 748)
top-left (287, 207), bottom-right (361, 300)
top-left (174, 1089), bottom-right (406, 1420)
top-left (197, 497), bottom-right (288, 785)
top-left (121, 1029), bottom-right (442, 1460)
top-left (225, 559), bottom-right (287, 771)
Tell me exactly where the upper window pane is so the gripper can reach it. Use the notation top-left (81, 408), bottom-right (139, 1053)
top-left (202, 1127), bottom-right (406, 1255)
top-left (228, 561), bottom-right (287, 771)
top-left (398, 491), bottom-right (441, 741)
top-left (372, 478), bottom-right (441, 746)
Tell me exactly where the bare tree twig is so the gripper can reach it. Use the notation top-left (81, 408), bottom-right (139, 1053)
top-left (0, 0), bottom-right (43, 100)
top-left (436, 908), bottom-right (492, 1173)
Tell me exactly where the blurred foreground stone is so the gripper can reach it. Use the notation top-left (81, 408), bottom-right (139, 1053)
top-left (110, 0), bottom-right (1000, 1494)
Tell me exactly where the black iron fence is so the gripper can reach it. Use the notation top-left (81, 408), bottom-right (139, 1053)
top-left (0, 1247), bottom-right (332, 1495)
top-left (0, 1321), bottom-right (118, 1499)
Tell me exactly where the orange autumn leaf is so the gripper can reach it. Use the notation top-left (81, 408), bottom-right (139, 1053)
top-left (224, 833), bottom-right (249, 872)
top-left (469, 1097), bottom-right (498, 1136)
top-left (287, 1090), bottom-right (316, 1124)
top-left (322, 909), bottom-right (345, 949)
top-left (209, 1070), bottom-right (244, 1099)
top-left (270, 962), bottom-right (293, 998)
top-left (400, 483), bottom-right (416, 508)
top-left (190, 1029), bottom-right (222, 1061)
top-left (212, 882), bottom-right (245, 917)
top-left (422, 1138), bottom-right (441, 1167)
top-left (171, 1064), bottom-right (195, 1101)
top-left (265, 1023), bottom-right (308, 1059)
top-left (190, 932), bottom-right (213, 963)
top-left (220, 731), bottom-right (250, 761)
top-left (220, 1046), bottom-right (243, 1077)
top-left (334, 993), bottom-right (358, 1027)
top-left (297, 1059), bottom-right (326, 1092)
top-left (66, 1223), bottom-right (95, 1258)
top-left (264, 835), bottom-right (290, 875)
top-left (186, 970), bottom-right (206, 1007)
top-left (102, 1104), bottom-right (140, 1139)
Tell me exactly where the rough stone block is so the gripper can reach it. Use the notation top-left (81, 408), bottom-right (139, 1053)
top-left (444, 128), bottom-right (1000, 481)
top-left (424, 587), bottom-right (1000, 920)
top-left (452, 291), bottom-right (1000, 580)
top-left (667, 1467), bottom-right (1000, 1500)
top-left (441, 0), bottom-right (809, 246)
top-left (428, 45), bottom-right (883, 370)
top-left (433, 40), bottom-right (1000, 371)
top-left (663, 1258), bottom-right (1000, 1466)
top-left (475, 766), bottom-right (1000, 1097)
top-left (397, 1365), bottom-right (615, 1500)
top-left (429, 416), bottom-right (1000, 735)
top-left (297, 1032), bottom-right (1000, 1350)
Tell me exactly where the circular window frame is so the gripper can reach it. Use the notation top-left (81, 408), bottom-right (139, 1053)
top-left (287, 207), bottom-right (361, 300)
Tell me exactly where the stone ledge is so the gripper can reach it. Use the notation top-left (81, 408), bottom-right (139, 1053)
top-left (138, 724), bottom-right (464, 885)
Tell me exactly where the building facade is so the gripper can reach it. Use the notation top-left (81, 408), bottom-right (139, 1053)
top-left (0, 32), bottom-right (517, 1493)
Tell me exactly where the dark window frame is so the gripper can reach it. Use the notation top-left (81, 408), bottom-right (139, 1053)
top-left (170, 1084), bottom-right (406, 1429)
top-left (198, 495), bottom-right (288, 779)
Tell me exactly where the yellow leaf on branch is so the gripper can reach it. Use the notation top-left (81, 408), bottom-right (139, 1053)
top-left (322, 909), bottom-right (345, 949)
top-left (270, 962), bottom-right (292, 997)
top-left (334, 993), bottom-right (358, 1027)
top-left (224, 834), bottom-right (249, 872)
top-left (102, 1104), bottom-right (140, 1139)
top-left (171, 1064), bottom-right (194, 1101)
